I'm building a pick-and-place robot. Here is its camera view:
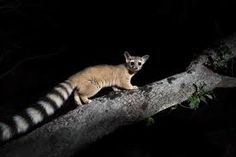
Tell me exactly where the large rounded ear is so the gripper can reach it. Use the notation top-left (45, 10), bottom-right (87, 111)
top-left (142, 55), bottom-right (150, 62)
top-left (124, 51), bottom-right (131, 61)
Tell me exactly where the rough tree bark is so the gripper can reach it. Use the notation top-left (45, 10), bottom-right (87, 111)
top-left (1, 34), bottom-right (236, 157)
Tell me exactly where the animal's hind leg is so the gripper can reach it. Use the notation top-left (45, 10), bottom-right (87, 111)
top-left (76, 81), bottom-right (101, 104)
top-left (74, 92), bottom-right (82, 105)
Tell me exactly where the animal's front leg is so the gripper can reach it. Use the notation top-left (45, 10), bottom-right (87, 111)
top-left (80, 95), bottom-right (92, 104)
top-left (120, 82), bottom-right (138, 90)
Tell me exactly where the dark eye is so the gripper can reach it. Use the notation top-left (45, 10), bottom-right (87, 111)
top-left (130, 61), bottom-right (135, 65)
top-left (138, 62), bottom-right (142, 66)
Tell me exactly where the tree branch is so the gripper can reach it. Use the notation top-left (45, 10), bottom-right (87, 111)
top-left (1, 34), bottom-right (236, 157)
top-left (216, 76), bottom-right (236, 88)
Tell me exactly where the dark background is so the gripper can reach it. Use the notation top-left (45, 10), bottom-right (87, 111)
top-left (1, 0), bottom-right (236, 157)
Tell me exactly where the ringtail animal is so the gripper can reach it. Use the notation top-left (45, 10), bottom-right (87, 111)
top-left (0, 51), bottom-right (149, 142)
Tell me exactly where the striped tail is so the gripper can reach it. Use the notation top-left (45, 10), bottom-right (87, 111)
top-left (0, 80), bottom-right (75, 142)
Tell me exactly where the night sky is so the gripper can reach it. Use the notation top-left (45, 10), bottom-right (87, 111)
top-left (1, 0), bottom-right (236, 157)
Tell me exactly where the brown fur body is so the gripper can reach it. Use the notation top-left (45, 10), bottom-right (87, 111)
top-left (68, 51), bottom-right (149, 105)
top-left (69, 64), bottom-right (136, 104)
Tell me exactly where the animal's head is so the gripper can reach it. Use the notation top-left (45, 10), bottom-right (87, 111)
top-left (124, 51), bottom-right (149, 73)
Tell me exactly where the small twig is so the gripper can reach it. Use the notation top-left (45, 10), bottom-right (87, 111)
top-left (178, 103), bottom-right (192, 109)
top-left (0, 52), bottom-right (59, 80)
top-left (216, 76), bottom-right (236, 88)
top-left (0, 0), bottom-right (21, 12)
top-left (231, 59), bottom-right (234, 76)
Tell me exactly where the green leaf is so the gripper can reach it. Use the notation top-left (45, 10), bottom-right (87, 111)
top-left (206, 94), bottom-right (213, 100)
top-left (188, 95), bottom-right (197, 102)
top-left (196, 97), bottom-right (201, 104)
top-left (189, 97), bottom-right (200, 109)
top-left (200, 96), bottom-right (207, 104)
top-left (146, 117), bottom-right (155, 126)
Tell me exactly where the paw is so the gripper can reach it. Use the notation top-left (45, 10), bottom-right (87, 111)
top-left (84, 99), bottom-right (92, 104)
top-left (75, 99), bottom-right (81, 106)
top-left (132, 85), bottom-right (138, 90)
top-left (112, 87), bottom-right (121, 92)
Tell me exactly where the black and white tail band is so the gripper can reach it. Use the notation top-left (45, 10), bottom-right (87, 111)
top-left (0, 80), bottom-right (74, 142)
